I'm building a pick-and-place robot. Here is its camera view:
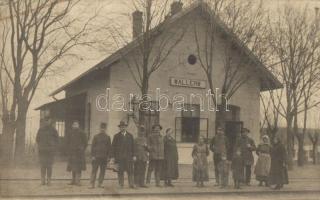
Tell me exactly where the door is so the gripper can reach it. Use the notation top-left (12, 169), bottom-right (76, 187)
top-left (181, 117), bottom-right (200, 143)
top-left (225, 121), bottom-right (243, 160)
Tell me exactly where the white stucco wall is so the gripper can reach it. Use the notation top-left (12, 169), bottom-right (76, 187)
top-left (104, 9), bottom-right (261, 163)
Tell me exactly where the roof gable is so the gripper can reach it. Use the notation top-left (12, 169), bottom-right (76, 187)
top-left (50, 2), bottom-right (282, 96)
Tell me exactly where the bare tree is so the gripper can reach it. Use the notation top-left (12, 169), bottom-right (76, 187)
top-left (0, 0), bottom-right (97, 162)
top-left (193, 0), bottom-right (269, 127)
top-left (268, 5), bottom-right (320, 168)
top-left (0, 21), bottom-right (16, 163)
top-left (260, 89), bottom-right (284, 143)
top-left (109, 0), bottom-right (186, 131)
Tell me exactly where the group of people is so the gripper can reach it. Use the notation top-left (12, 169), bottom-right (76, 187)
top-left (36, 117), bottom-right (179, 189)
top-left (192, 126), bottom-right (289, 190)
top-left (36, 117), bottom-right (288, 190)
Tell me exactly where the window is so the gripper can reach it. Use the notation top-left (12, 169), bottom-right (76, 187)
top-left (55, 121), bottom-right (65, 137)
top-left (175, 117), bottom-right (208, 143)
top-left (188, 54), bottom-right (197, 65)
top-left (175, 104), bottom-right (208, 143)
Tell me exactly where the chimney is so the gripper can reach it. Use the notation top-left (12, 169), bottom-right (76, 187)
top-left (315, 7), bottom-right (319, 28)
top-left (171, 1), bottom-right (183, 16)
top-left (132, 10), bottom-right (143, 39)
top-left (315, 7), bottom-right (319, 17)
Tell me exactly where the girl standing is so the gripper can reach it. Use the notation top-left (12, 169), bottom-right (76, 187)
top-left (192, 136), bottom-right (209, 187)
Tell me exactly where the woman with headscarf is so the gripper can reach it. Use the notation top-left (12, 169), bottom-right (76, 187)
top-left (254, 135), bottom-right (271, 186)
top-left (269, 135), bottom-right (289, 190)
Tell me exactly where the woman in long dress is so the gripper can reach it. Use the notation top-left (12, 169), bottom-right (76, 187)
top-left (192, 136), bottom-right (209, 187)
top-left (254, 135), bottom-right (271, 186)
top-left (269, 135), bottom-right (289, 190)
top-left (162, 128), bottom-right (179, 187)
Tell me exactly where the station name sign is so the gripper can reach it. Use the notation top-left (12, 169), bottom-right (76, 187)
top-left (170, 77), bottom-right (206, 89)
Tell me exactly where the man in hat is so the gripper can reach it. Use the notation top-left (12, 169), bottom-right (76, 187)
top-left (236, 127), bottom-right (256, 185)
top-left (209, 126), bottom-right (229, 186)
top-left (134, 125), bottom-right (149, 188)
top-left (89, 122), bottom-right (112, 189)
top-left (36, 116), bottom-right (59, 186)
top-left (65, 120), bottom-right (88, 186)
top-left (112, 120), bottom-right (136, 188)
top-left (146, 124), bottom-right (164, 187)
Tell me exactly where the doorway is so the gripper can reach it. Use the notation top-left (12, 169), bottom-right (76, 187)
top-left (225, 121), bottom-right (243, 160)
top-left (181, 117), bottom-right (200, 142)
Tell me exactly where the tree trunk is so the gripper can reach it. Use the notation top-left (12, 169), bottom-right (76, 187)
top-left (0, 120), bottom-right (15, 165)
top-left (286, 116), bottom-right (294, 170)
top-left (312, 143), bottom-right (316, 165)
top-left (139, 78), bottom-right (149, 137)
top-left (297, 135), bottom-right (305, 166)
top-left (14, 103), bottom-right (28, 163)
top-left (216, 94), bottom-right (227, 130)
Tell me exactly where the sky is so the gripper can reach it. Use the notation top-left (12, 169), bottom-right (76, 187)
top-left (1, 0), bottom-right (320, 142)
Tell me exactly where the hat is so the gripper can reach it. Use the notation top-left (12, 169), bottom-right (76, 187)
top-left (166, 128), bottom-right (173, 134)
top-left (241, 127), bottom-right (250, 133)
top-left (100, 122), bottom-right (107, 129)
top-left (118, 120), bottom-right (128, 127)
top-left (152, 124), bottom-right (162, 130)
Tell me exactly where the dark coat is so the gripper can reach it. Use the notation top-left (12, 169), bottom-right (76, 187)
top-left (65, 128), bottom-right (88, 172)
top-left (269, 142), bottom-right (289, 185)
top-left (161, 135), bottom-right (179, 180)
top-left (134, 136), bottom-right (148, 162)
top-left (36, 125), bottom-right (59, 166)
top-left (235, 135), bottom-right (256, 165)
top-left (210, 134), bottom-right (229, 159)
top-left (148, 132), bottom-right (164, 160)
top-left (91, 132), bottom-right (112, 160)
top-left (112, 131), bottom-right (134, 162)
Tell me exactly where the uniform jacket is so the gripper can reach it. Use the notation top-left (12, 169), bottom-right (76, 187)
top-left (210, 134), bottom-right (229, 155)
top-left (235, 135), bottom-right (256, 165)
top-left (91, 132), bottom-right (112, 160)
top-left (134, 136), bottom-right (149, 162)
top-left (148, 132), bottom-right (164, 160)
top-left (36, 125), bottom-right (59, 153)
top-left (112, 131), bottom-right (134, 162)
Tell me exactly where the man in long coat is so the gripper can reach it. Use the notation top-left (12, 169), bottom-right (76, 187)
top-left (65, 120), bottom-right (88, 186)
top-left (134, 125), bottom-right (149, 188)
top-left (236, 128), bottom-right (256, 185)
top-left (89, 122), bottom-right (112, 188)
top-left (36, 116), bottom-right (59, 186)
top-left (112, 120), bottom-right (135, 188)
top-left (147, 124), bottom-right (164, 187)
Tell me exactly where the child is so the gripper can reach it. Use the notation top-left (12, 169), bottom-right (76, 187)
top-left (218, 154), bottom-right (230, 188)
top-left (192, 136), bottom-right (209, 187)
top-left (232, 149), bottom-right (244, 189)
